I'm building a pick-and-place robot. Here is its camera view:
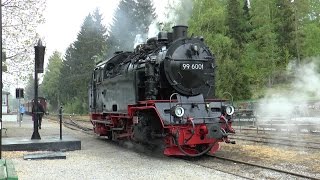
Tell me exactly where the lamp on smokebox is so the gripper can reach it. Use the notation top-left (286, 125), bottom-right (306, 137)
top-left (35, 39), bottom-right (45, 73)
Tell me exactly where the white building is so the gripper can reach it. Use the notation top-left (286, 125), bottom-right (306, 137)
top-left (2, 91), bottom-right (10, 114)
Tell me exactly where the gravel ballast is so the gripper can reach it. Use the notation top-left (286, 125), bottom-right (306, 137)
top-left (3, 115), bottom-right (242, 180)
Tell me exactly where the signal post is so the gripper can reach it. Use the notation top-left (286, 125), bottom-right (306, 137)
top-left (31, 39), bottom-right (45, 140)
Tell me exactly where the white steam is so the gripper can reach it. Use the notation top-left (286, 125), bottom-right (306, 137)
top-left (293, 62), bottom-right (320, 98)
top-left (154, 0), bottom-right (194, 26)
top-left (133, 22), bottom-right (161, 48)
top-left (147, 21), bottom-right (161, 39)
top-left (163, 0), bottom-right (194, 26)
top-left (133, 0), bottom-right (195, 48)
top-left (256, 59), bottom-right (320, 125)
top-left (133, 34), bottom-right (146, 48)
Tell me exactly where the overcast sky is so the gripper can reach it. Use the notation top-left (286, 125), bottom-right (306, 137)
top-left (37, 0), bottom-right (167, 63)
top-left (37, 0), bottom-right (120, 61)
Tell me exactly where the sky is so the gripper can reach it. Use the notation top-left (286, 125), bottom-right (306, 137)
top-left (37, 0), bottom-right (121, 63)
top-left (37, 0), bottom-right (168, 65)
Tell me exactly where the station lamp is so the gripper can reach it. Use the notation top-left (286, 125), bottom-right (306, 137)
top-left (35, 39), bottom-right (45, 74)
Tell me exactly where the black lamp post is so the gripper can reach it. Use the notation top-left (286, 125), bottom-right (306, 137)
top-left (31, 39), bottom-right (45, 140)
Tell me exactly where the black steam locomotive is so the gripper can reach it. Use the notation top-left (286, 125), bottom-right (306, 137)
top-left (89, 26), bottom-right (235, 156)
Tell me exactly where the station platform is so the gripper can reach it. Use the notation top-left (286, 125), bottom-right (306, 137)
top-left (1, 114), bottom-right (81, 152)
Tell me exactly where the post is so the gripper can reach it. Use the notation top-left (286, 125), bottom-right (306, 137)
top-left (18, 98), bottom-right (21, 127)
top-left (31, 39), bottom-right (45, 140)
top-left (59, 106), bottom-right (63, 140)
top-left (17, 87), bottom-right (22, 127)
top-left (0, 0), bottom-right (3, 159)
top-left (31, 66), bottom-right (41, 139)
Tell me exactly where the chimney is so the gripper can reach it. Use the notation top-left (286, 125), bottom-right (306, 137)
top-left (172, 25), bottom-right (188, 41)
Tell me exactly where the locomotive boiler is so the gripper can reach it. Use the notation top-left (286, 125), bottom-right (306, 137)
top-left (89, 25), bottom-right (235, 156)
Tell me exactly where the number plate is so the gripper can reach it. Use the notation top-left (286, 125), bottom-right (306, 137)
top-left (181, 63), bottom-right (204, 70)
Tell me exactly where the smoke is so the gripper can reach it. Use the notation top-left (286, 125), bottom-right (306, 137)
top-left (255, 58), bottom-right (320, 127)
top-left (151, 0), bottom-right (194, 31)
top-left (147, 21), bottom-right (161, 39)
top-left (133, 21), bottom-right (161, 49)
top-left (163, 0), bottom-right (194, 26)
top-left (292, 62), bottom-right (320, 98)
top-left (133, 34), bottom-right (146, 48)
top-left (132, 0), bottom-right (195, 49)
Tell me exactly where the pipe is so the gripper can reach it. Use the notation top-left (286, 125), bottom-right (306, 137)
top-left (172, 133), bottom-right (217, 157)
top-left (183, 118), bottom-right (195, 144)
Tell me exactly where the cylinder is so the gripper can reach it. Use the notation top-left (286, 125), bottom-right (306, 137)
top-left (172, 25), bottom-right (188, 41)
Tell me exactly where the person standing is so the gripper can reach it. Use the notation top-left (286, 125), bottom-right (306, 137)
top-left (19, 104), bottom-right (26, 122)
top-left (32, 101), bottom-right (45, 129)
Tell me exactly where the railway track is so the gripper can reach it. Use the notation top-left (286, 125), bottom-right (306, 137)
top-left (234, 126), bottom-right (320, 134)
top-left (47, 115), bottom-right (319, 179)
top-left (183, 157), bottom-right (252, 180)
top-left (62, 118), bottom-right (94, 135)
top-left (229, 134), bottom-right (320, 149)
top-left (186, 155), bottom-right (320, 180)
top-left (47, 114), bottom-right (94, 135)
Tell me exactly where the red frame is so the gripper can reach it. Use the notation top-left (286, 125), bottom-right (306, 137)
top-left (91, 100), bottom-right (234, 156)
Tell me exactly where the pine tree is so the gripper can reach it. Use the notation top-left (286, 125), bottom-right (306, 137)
top-left (107, 0), bottom-right (156, 54)
top-left (59, 9), bottom-right (108, 113)
top-left (242, 0), bottom-right (280, 93)
top-left (243, 0), bottom-right (252, 43)
top-left (224, 0), bottom-right (252, 99)
top-left (226, 0), bottom-right (242, 47)
top-left (226, 0), bottom-right (250, 52)
top-left (273, 0), bottom-right (296, 65)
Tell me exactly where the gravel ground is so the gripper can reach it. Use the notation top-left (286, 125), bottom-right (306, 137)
top-left (2, 115), bottom-right (243, 180)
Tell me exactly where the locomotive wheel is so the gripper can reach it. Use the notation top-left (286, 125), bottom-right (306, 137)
top-left (132, 111), bottom-right (163, 147)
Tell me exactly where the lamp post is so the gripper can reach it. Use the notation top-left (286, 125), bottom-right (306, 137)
top-left (31, 39), bottom-right (45, 140)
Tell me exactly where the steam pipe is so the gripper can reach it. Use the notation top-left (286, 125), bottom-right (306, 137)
top-left (169, 93), bottom-right (179, 124)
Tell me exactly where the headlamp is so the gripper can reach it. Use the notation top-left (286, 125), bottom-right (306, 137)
top-left (172, 106), bottom-right (185, 118)
top-left (225, 105), bottom-right (235, 116)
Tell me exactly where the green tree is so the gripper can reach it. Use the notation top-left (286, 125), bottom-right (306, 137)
top-left (273, 0), bottom-right (296, 66)
top-left (189, 0), bottom-right (230, 63)
top-left (24, 75), bottom-right (35, 100)
top-left (59, 9), bottom-right (108, 114)
top-left (226, 0), bottom-right (245, 52)
top-left (107, 0), bottom-right (156, 54)
top-left (296, 0), bottom-right (320, 58)
top-left (41, 51), bottom-right (63, 110)
top-left (224, 0), bottom-right (252, 99)
top-left (302, 23), bottom-right (320, 57)
top-left (189, 0), bottom-right (251, 99)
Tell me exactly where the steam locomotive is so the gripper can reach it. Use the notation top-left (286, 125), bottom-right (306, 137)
top-left (89, 26), bottom-right (235, 156)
